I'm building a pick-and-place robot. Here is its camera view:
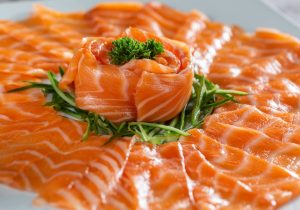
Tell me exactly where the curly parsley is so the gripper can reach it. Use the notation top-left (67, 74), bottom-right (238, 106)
top-left (108, 37), bottom-right (164, 65)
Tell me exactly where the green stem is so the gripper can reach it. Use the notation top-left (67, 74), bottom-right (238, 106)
top-left (216, 89), bottom-right (247, 96)
top-left (82, 117), bottom-right (91, 141)
top-left (191, 76), bottom-right (206, 126)
top-left (47, 72), bottom-right (76, 106)
top-left (129, 122), bottom-right (190, 136)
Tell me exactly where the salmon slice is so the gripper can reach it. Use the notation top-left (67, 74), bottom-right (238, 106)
top-left (34, 138), bottom-right (133, 210)
top-left (29, 4), bottom-right (93, 35)
top-left (0, 62), bottom-right (47, 77)
top-left (32, 4), bottom-right (93, 32)
top-left (0, 111), bottom-right (77, 140)
top-left (106, 142), bottom-right (251, 209)
top-left (226, 74), bottom-right (300, 95)
top-left (193, 23), bottom-right (242, 75)
top-left (0, 94), bottom-right (134, 209)
top-left (0, 99), bottom-right (51, 124)
top-left (0, 32), bottom-right (34, 51)
top-left (0, 63), bottom-right (48, 92)
top-left (94, 141), bottom-right (236, 209)
top-left (86, 2), bottom-right (143, 37)
top-left (0, 48), bottom-right (67, 72)
top-left (22, 5), bottom-right (91, 49)
top-left (60, 27), bottom-right (193, 122)
top-left (216, 103), bottom-right (300, 126)
top-left (0, 136), bottom-right (133, 207)
top-left (181, 129), bottom-right (300, 208)
top-left (92, 173), bottom-right (138, 210)
top-left (101, 135), bottom-right (300, 210)
top-left (0, 89), bottom-right (44, 105)
top-left (85, 2), bottom-right (208, 40)
top-left (204, 120), bottom-right (300, 176)
top-left (0, 20), bottom-right (73, 61)
top-left (206, 28), bottom-right (300, 93)
top-left (205, 105), bottom-right (300, 145)
top-left (257, 105), bottom-right (300, 125)
top-left (239, 93), bottom-right (300, 113)
top-left (0, 72), bottom-right (43, 92)
top-left (134, 2), bottom-right (205, 39)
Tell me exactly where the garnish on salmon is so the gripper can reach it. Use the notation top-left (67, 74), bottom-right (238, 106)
top-left (9, 69), bottom-right (246, 144)
top-left (109, 37), bottom-right (164, 65)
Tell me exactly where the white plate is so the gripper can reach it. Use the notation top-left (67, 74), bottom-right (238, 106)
top-left (0, 0), bottom-right (299, 209)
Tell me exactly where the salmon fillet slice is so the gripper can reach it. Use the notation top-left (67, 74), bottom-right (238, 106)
top-left (0, 72), bottom-right (43, 92)
top-left (105, 142), bottom-right (252, 209)
top-left (181, 130), bottom-right (300, 208)
top-left (86, 2), bottom-right (143, 37)
top-left (216, 103), bottom-right (300, 126)
top-left (22, 5), bottom-right (93, 49)
top-left (206, 29), bottom-right (300, 95)
top-left (204, 120), bottom-right (300, 176)
top-left (0, 20), bottom-right (73, 61)
top-left (34, 138), bottom-right (133, 210)
top-left (0, 48), bottom-right (67, 72)
top-left (85, 1), bottom-right (208, 40)
top-left (205, 105), bottom-right (300, 145)
top-left (0, 100), bottom-right (52, 125)
top-left (0, 62), bottom-right (47, 76)
top-left (0, 97), bottom-right (134, 209)
top-left (0, 31), bottom-right (34, 51)
top-left (106, 132), bottom-right (300, 209)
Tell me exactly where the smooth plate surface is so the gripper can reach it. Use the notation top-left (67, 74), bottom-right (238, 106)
top-left (0, 0), bottom-right (299, 209)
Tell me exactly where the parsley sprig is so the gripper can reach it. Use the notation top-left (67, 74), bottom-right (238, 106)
top-left (108, 37), bottom-right (164, 65)
top-left (8, 69), bottom-right (247, 145)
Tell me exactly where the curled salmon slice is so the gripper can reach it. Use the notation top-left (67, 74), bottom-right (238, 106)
top-left (60, 27), bottom-right (194, 122)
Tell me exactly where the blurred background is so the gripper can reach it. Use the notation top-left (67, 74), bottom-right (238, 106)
top-left (0, 0), bottom-right (298, 27)
top-left (0, 0), bottom-right (299, 21)
top-left (264, 0), bottom-right (300, 27)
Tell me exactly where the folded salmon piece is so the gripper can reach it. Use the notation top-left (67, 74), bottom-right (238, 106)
top-left (60, 27), bottom-right (194, 122)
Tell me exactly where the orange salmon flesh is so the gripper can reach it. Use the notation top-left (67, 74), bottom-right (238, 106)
top-left (0, 2), bottom-right (300, 210)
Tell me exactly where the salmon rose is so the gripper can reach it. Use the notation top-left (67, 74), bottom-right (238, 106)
top-left (60, 28), bottom-right (194, 123)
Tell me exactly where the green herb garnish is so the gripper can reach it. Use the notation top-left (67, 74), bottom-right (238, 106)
top-left (8, 70), bottom-right (247, 145)
top-left (108, 37), bottom-right (164, 65)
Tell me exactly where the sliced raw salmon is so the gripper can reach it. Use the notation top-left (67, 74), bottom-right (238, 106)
top-left (0, 48), bottom-right (67, 72)
top-left (0, 2), bottom-right (300, 210)
top-left (34, 138), bottom-right (133, 210)
top-left (0, 31), bottom-right (34, 51)
top-left (85, 2), bottom-right (208, 40)
top-left (0, 20), bottom-right (73, 61)
top-left (60, 27), bottom-right (194, 122)
top-left (216, 103), bottom-right (300, 126)
top-left (206, 28), bottom-right (300, 95)
top-left (205, 105), bottom-right (300, 145)
top-left (134, 2), bottom-right (206, 39)
top-left (23, 5), bottom-right (92, 49)
top-left (0, 72), bottom-right (43, 92)
top-left (0, 95), bottom-right (134, 209)
top-left (181, 129), bottom-right (300, 208)
top-left (0, 62), bottom-right (47, 77)
top-left (86, 2), bottom-right (143, 37)
top-left (204, 119), bottom-right (300, 176)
